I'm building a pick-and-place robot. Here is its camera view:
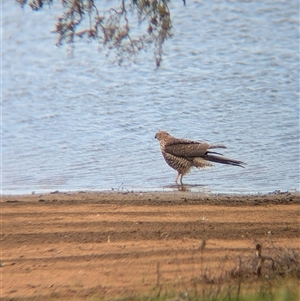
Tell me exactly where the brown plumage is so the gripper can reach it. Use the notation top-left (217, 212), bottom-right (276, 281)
top-left (155, 131), bottom-right (245, 186)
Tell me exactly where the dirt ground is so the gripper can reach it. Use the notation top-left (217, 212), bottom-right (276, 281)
top-left (1, 191), bottom-right (299, 300)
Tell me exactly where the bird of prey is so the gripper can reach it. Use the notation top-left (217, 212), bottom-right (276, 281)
top-left (155, 131), bottom-right (245, 186)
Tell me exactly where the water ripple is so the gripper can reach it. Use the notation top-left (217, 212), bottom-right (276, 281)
top-left (2, 0), bottom-right (299, 194)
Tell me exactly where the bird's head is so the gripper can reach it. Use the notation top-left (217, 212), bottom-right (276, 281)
top-left (155, 131), bottom-right (170, 141)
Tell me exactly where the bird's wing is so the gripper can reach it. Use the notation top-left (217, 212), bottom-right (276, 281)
top-left (165, 138), bottom-right (211, 157)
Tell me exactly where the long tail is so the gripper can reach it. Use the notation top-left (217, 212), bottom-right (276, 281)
top-left (205, 153), bottom-right (246, 168)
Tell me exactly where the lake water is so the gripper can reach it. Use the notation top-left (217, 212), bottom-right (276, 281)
top-left (2, 0), bottom-right (299, 195)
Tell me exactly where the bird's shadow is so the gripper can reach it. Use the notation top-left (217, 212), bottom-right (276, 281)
top-left (163, 183), bottom-right (207, 192)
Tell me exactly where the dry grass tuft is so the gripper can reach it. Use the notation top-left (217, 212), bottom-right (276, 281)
top-left (153, 241), bottom-right (300, 301)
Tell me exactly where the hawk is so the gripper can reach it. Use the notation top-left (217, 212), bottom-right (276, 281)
top-left (155, 131), bottom-right (245, 186)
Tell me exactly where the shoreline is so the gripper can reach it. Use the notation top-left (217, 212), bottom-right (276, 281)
top-left (2, 186), bottom-right (298, 196)
top-left (2, 190), bottom-right (299, 206)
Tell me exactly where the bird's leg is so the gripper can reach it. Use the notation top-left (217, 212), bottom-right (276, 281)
top-left (179, 174), bottom-right (183, 186)
top-left (175, 172), bottom-right (181, 185)
top-left (175, 173), bottom-right (184, 191)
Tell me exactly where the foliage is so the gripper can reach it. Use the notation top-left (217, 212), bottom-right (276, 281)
top-left (16, 0), bottom-right (175, 66)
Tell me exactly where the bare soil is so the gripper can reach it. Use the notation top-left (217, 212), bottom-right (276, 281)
top-left (1, 191), bottom-right (299, 300)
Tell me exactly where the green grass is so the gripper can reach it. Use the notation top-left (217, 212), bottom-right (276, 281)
top-left (81, 276), bottom-right (299, 301)
top-left (96, 282), bottom-right (299, 301)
